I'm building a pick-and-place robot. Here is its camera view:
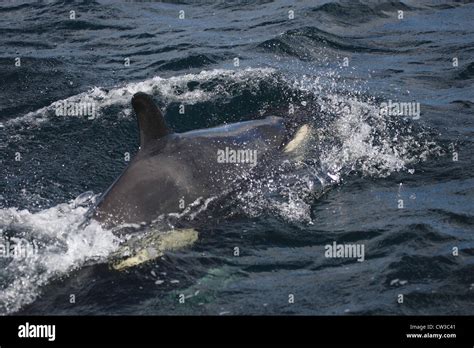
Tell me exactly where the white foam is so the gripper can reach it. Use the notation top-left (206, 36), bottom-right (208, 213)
top-left (0, 195), bottom-right (120, 314)
top-left (315, 93), bottom-right (440, 178)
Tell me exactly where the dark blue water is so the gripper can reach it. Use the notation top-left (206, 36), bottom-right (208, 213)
top-left (0, 0), bottom-right (473, 315)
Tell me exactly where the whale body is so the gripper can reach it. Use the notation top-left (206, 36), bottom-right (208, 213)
top-left (92, 92), bottom-right (309, 227)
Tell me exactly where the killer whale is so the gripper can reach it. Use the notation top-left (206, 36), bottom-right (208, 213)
top-left (91, 92), bottom-right (310, 228)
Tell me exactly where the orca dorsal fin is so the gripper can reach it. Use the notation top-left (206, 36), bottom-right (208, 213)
top-left (132, 92), bottom-right (171, 149)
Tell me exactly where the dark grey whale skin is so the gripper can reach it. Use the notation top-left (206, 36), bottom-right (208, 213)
top-left (92, 92), bottom-right (295, 227)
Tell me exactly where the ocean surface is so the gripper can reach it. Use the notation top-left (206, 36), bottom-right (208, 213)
top-left (0, 0), bottom-right (473, 315)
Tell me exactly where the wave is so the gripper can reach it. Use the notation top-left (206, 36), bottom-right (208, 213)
top-left (0, 194), bottom-right (119, 315)
top-left (450, 100), bottom-right (474, 108)
top-left (147, 53), bottom-right (226, 71)
top-left (257, 26), bottom-right (389, 60)
top-left (456, 62), bottom-right (474, 80)
top-left (0, 20), bottom-right (131, 35)
top-left (128, 43), bottom-right (196, 56)
top-left (429, 209), bottom-right (474, 228)
top-left (1, 68), bottom-right (277, 127)
top-left (3, 40), bottom-right (55, 49)
top-left (310, 1), bottom-right (416, 25)
top-left (0, 3), bottom-right (31, 13)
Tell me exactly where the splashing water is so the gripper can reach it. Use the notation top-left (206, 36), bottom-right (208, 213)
top-left (229, 72), bottom-right (442, 223)
top-left (0, 197), bottom-right (119, 314)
